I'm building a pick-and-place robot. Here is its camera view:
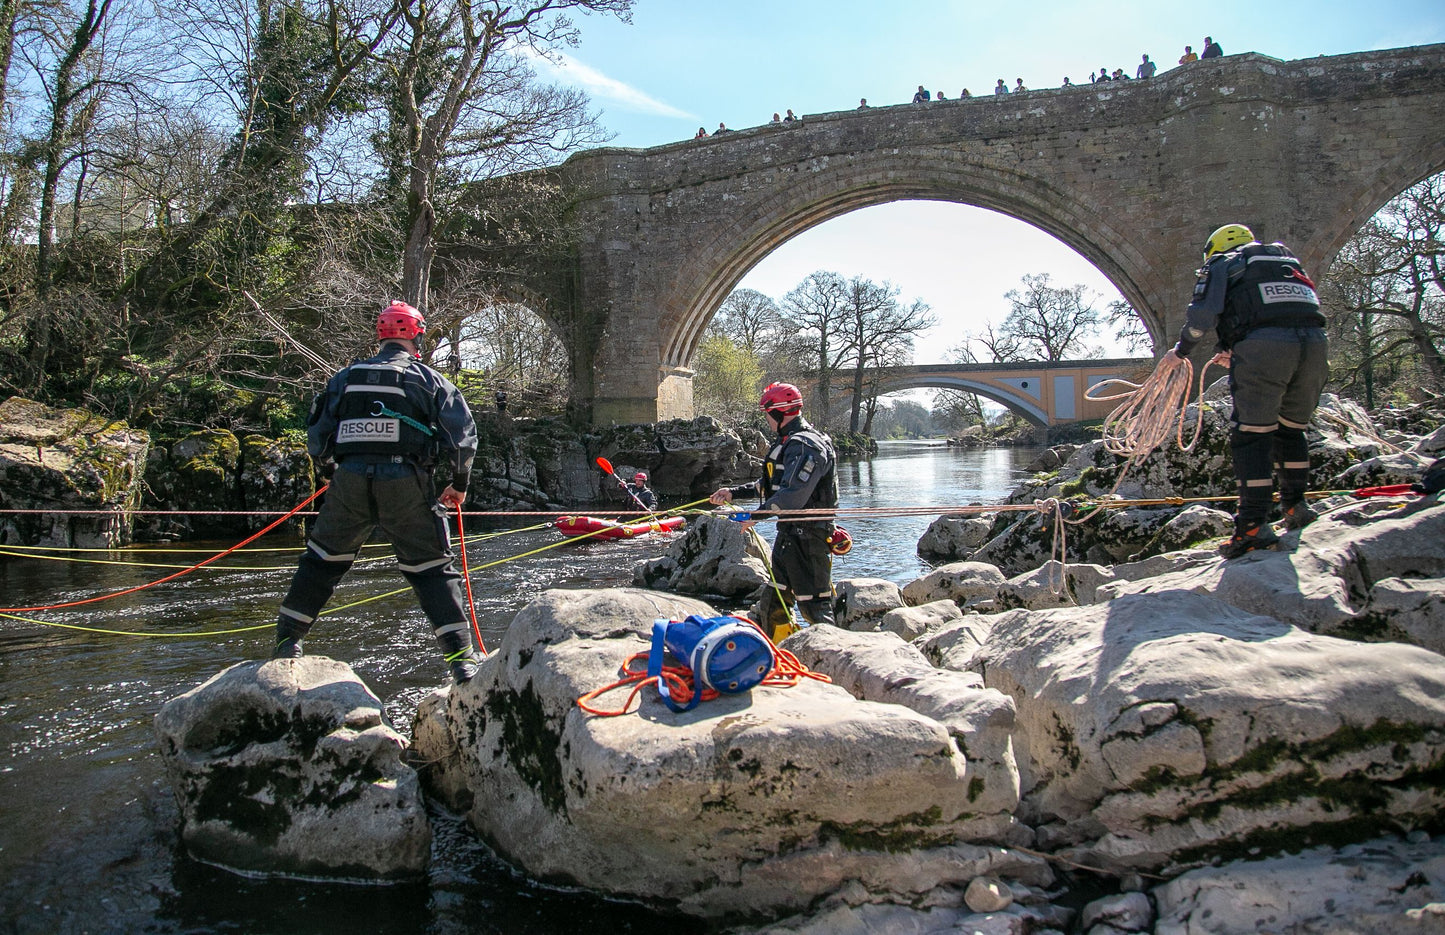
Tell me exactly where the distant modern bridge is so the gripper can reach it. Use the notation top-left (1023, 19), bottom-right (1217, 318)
top-left (817, 359), bottom-right (1154, 427)
top-left (471, 44), bottom-right (1445, 424)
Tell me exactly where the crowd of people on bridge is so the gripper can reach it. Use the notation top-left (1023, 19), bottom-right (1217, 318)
top-left (688, 34), bottom-right (1225, 140)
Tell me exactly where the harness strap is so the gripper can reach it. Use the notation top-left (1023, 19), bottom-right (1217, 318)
top-left (371, 401), bottom-right (435, 436)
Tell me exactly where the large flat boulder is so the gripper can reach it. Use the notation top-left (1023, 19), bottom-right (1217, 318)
top-left (412, 588), bottom-right (1048, 918)
top-left (154, 658), bottom-right (429, 880)
top-left (1097, 501), bottom-right (1445, 654)
top-left (972, 589), bottom-right (1445, 870)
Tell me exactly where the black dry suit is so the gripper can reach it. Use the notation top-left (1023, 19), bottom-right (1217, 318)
top-left (1177, 242), bottom-right (1329, 530)
top-left (730, 415), bottom-right (839, 638)
top-left (274, 342), bottom-right (481, 682)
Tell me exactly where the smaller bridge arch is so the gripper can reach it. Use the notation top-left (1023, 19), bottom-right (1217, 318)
top-left (819, 359), bottom-right (1154, 427)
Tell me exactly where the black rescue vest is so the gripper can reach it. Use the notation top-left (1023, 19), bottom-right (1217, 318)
top-left (1218, 244), bottom-right (1325, 347)
top-left (332, 363), bottom-right (436, 461)
top-left (763, 428), bottom-right (839, 511)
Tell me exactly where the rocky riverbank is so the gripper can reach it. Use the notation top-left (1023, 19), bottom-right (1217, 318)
top-left (157, 476), bottom-right (1445, 933)
top-left (0, 393), bottom-right (757, 546)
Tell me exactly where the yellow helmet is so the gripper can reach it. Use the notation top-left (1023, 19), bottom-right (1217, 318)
top-left (1203, 224), bottom-right (1255, 262)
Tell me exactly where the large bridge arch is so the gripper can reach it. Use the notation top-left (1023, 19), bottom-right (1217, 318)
top-left (660, 169), bottom-right (1159, 373)
top-left (542, 45), bottom-right (1445, 424)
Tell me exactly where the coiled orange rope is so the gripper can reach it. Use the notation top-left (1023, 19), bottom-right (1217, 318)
top-left (576, 618), bottom-right (831, 717)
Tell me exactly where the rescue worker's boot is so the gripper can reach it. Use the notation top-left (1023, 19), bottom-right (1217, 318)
top-left (1219, 518), bottom-right (1281, 559)
top-left (1280, 501), bottom-right (1318, 531)
top-left (271, 615), bottom-right (309, 659)
top-left (436, 626), bottom-right (481, 685)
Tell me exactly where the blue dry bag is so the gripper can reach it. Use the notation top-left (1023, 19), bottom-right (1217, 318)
top-left (647, 615), bottom-right (776, 713)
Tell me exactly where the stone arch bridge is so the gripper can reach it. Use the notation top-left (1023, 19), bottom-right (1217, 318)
top-left (814, 359), bottom-right (1155, 428)
top-left (490, 44), bottom-right (1445, 424)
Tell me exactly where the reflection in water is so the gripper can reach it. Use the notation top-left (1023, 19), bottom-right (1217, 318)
top-left (0, 441), bottom-right (1034, 933)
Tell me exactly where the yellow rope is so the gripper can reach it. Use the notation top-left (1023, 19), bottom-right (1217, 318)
top-left (0, 499), bottom-right (710, 638)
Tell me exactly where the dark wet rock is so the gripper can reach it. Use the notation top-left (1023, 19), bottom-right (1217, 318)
top-left (632, 513), bottom-right (766, 597)
top-left (0, 396), bottom-right (149, 547)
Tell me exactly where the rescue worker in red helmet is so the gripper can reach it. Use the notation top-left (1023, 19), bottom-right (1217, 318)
top-left (271, 300), bottom-right (484, 684)
top-left (710, 382), bottom-right (839, 640)
top-left (627, 470), bottom-right (658, 510)
top-left (1174, 224), bottom-right (1329, 558)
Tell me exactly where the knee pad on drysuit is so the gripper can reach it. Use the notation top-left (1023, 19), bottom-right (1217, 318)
top-left (1231, 426), bottom-right (1276, 526)
top-left (1272, 425), bottom-right (1310, 505)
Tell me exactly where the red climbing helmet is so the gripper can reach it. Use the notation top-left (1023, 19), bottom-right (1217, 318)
top-left (826, 526), bottom-right (853, 556)
top-left (377, 300), bottom-right (426, 341)
top-left (759, 382), bottom-right (803, 416)
top-left (634, 472), bottom-right (648, 483)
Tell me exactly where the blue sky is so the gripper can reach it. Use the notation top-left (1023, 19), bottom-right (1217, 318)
top-left (533, 1), bottom-right (1445, 365)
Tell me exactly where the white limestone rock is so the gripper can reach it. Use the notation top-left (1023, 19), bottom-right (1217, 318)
top-left (917, 514), bottom-right (997, 561)
top-left (1095, 501), bottom-right (1445, 654)
top-left (879, 599), bottom-right (964, 641)
top-left (154, 658), bottom-right (429, 880)
top-left (834, 577), bottom-right (905, 630)
top-left (413, 588), bottom-right (1044, 919)
top-left (973, 590), bottom-right (1445, 870)
top-left (1153, 837), bottom-right (1445, 935)
top-left (902, 561), bottom-right (1007, 607)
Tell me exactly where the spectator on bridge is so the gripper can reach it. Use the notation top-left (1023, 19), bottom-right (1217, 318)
top-left (1172, 223), bottom-right (1328, 559)
top-left (771, 112), bottom-right (781, 123)
top-left (710, 382), bottom-right (838, 642)
top-left (858, 98), bottom-right (869, 108)
top-left (1014, 78), bottom-right (1027, 92)
top-left (1112, 68), bottom-right (1130, 80)
top-left (784, 108), bottom-right (797, 121)
top-left (715, 122), bottom-right (731, 133)
top-left (1179, 45), bottom-right (1198, 65)
top-left (960, 88), bottom-right (971, 98)
top-left (1202, 36), bottom-right (1223, 58)
top-left (935, 90), bottom-right (946, 100)
top-left (1062, 77), bottom-right (1073, 88)
top-left (994, 78), bottom-right (1008, 95)
top-left (1137, 54), bottom-right (1157, 79)
top-left (913, 85), bottom-right (931, 103)
top-left (694, 127), bottom-right (708, 139)
top-left (1093, 68), bottom-right (1110, 83)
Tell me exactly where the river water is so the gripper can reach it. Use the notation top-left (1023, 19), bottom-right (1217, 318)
top-left (0, 441), bottom-right (1039, 935)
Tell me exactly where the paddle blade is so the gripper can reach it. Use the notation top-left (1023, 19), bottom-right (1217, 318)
top-left (595, 456), bottom-right (615, 475)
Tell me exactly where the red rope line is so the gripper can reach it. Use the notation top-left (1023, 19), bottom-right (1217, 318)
top-left (453, 502), bottom-right (487, 657)
top-left (0, 485), bottom-right (329, 613)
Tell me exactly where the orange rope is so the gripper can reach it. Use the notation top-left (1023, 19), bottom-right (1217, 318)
top-left (454, 502), bottom-right (487, 657)
top-left (0, 485), bottom-right (329, 613)
top-left (576, 618), bottom-right (831, 717)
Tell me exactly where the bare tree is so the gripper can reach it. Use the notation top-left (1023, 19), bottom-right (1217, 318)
top-left (380, 0), bottom-right (631, 312)
top-left (997, 272), bottom-right (1102, 361)
top-left (781, 270), bottom-right (850, 429)
top-left (1322, 175), bottom-right (1445, 406)
top-left (839, 275), bottom-right (933, 433)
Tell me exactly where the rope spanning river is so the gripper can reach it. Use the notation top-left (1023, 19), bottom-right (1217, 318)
top-left (0, 441), bottom-right (1040, 934)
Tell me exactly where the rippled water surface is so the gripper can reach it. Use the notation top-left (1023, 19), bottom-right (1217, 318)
top-left (0, 442), bottom-right (1038, 934)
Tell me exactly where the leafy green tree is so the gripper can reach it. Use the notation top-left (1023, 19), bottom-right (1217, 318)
top-left (692, 331), bottom-right (763, 428)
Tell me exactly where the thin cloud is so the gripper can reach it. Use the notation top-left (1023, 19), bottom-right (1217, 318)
top-left (526, 49), bottom-right (696, 120)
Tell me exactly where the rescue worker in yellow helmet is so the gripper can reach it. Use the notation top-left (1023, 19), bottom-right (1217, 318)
top-left (1174, 224), bottom-right (1329, 558)
top-left (710, 383), bottom-right (839, 639)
